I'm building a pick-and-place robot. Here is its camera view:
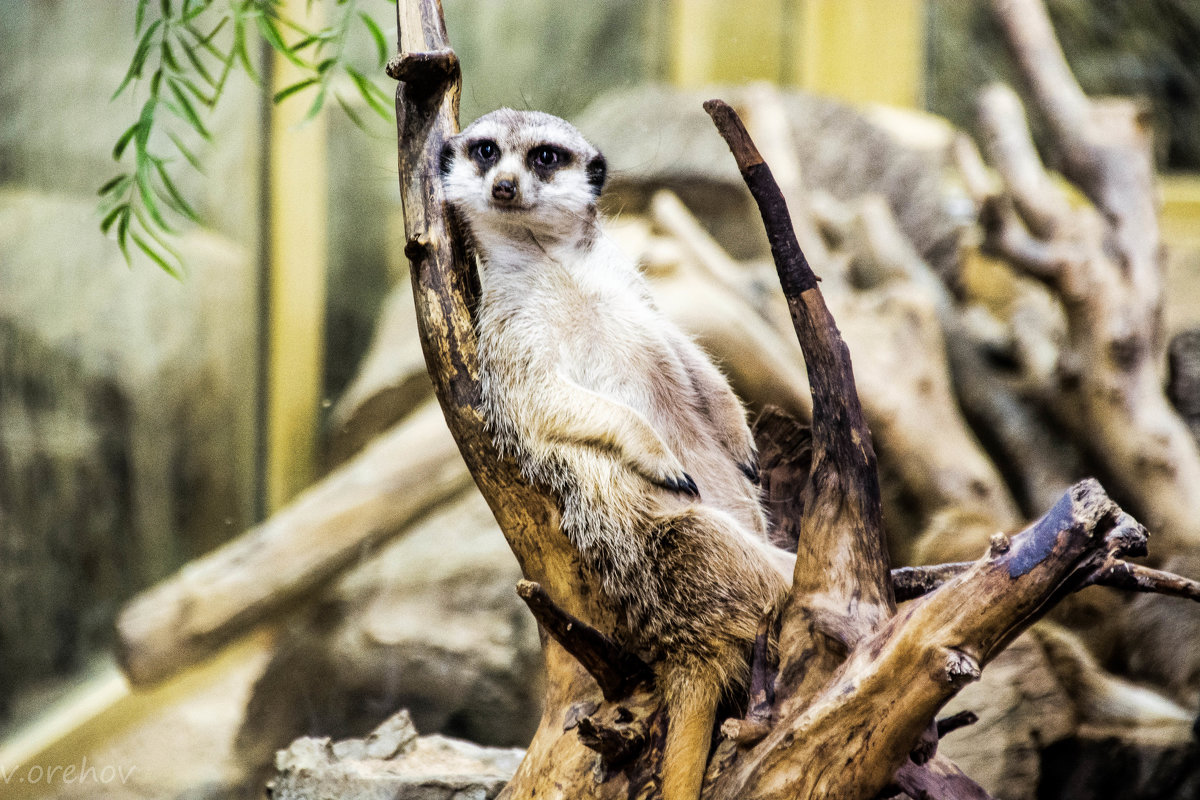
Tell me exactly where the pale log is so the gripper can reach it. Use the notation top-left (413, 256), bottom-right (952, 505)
top-left (116, 401), bottom-right (472, 685)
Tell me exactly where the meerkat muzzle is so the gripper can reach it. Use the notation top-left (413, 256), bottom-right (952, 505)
top-left (492, 175), bottom-right (518, 202)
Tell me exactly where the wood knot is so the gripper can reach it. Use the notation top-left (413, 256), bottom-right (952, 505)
top-left (389, 48), bottom-right (460, 88)
top-left (404, 236), bottom-right (430, 263)
top-left (576, 706), bottom-right (649, 767)
top-left (936, 709), bottom-right (979, 738)
top-left (720, 717), bottom-right (772, 747)
top-left (384, 54), bottom-right (404, 80)
top-left (1106, 511), bottom-right (1148, 558)
top-left (943, 649), bottom-right (981, 687)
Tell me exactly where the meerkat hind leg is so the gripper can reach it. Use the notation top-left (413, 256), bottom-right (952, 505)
top-left (660, 666), bottom-right (722, 800)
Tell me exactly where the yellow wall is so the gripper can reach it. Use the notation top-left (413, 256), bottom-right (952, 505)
top-left (668, 0), bottom-right (925, 109)
top-left (793, 0), bottom-right (924, 107)
top-left (670, 0), bottom-right (789, 87)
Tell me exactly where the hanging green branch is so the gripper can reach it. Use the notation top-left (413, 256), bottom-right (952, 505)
top-left (101, 0), bottom-right (395, 277)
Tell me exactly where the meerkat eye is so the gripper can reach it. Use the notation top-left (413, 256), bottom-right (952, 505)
top-left (530, 146), bottom-right (565, 170)
top-left (469, 140), bottom-right (499, 166)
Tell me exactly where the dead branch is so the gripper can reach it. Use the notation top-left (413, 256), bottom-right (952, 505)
top-left (892, 555), bottom-right (1200, 604)
top-left (704, 97), bottom-right (894, 646)
top-left (752, 405), bottom-right (812, 552)
top-left (386, 3), bottom-right (1200, 798)
top-left (892, 562), bottom-right (973, 603)
top-left (739, 85), bottom-right (1021, 543)
top-left (1089, 560), bottom-right (1200, 601)
top-left (516, 580), bottom-right (652, 702)
top-left (890, 754), bottom-right (995, 800)
top-left (936, 710), bottom-right (979, 738)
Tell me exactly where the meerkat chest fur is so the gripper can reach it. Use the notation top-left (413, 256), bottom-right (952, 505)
top-left (485, 244), bottom-right (693, 442)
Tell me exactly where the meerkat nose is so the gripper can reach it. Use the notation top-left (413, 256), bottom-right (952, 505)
top-left (492, 176), bottom-right (518, 202)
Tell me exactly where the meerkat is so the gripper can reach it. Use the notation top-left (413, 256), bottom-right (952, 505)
top-left (440, 108), bottom-right (792, 800)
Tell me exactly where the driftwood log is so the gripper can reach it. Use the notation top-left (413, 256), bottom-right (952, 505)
top-left (959, 0), bottom-right (1200, 557)
top-left (388, 0), bottom-right (1200, 797)
top-left (115, 401), bottom-right (470, 685)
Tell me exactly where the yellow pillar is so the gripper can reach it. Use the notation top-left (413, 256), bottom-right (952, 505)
top-left (794, 0), bottom-right (925, 108)
top-left (266, 1), bottom-right (328, 511)
top-left (669, 0), bottom-right (788, 87)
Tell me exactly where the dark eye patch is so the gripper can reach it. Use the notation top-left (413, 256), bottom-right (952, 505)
top-left (469, 139), bottom-right (500, 169)
top-left (586, 154), bottom-right (606, 196)
top-left (528, 145), bottom-right (570, 175)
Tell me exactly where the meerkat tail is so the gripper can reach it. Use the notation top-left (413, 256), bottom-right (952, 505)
top-left (660, 671), bottom-right (722, 800)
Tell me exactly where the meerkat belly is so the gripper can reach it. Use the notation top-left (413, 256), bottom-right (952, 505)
top-left (557, 303), bottom-right (698, 439)
top-left (554, 299), bottom-right (759, 527)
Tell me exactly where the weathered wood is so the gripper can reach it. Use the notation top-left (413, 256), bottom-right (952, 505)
top-left (387, 4), bottom-right (1200, 798)
top-left (714, 480), bottom-right (1146, 800)
top-left (890, 754), bottom-right (995, 800)
top-left (752, 406), bottom-right (811, 552)
top-left (892, 562), bottom-right (973, 603)
top-left (115, 402), bottom-right (471, 685)
top-left (704, 100), bottom-right (894, 686)
top-left (935, 710), bottom-right (979, 738)
top-left (892, 555), bottom-right (1200, 603)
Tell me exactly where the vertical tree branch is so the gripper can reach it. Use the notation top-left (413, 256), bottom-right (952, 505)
top-left (703, 100), bottom-right (893, 706)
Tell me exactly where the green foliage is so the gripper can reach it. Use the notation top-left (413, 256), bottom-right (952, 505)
top-left (101, 0), bottom-right (394, 277)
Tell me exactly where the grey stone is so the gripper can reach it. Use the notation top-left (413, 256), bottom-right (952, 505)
top-left (235, 488), bottom-right (542, 784)
top-left (270, 710), bottom-right (524, 800)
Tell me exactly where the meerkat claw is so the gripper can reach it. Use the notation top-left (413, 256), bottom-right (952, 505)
top-left (738, 461), bottom-right (760, 485)
top-left (660, 472), bottom-right (700, 498)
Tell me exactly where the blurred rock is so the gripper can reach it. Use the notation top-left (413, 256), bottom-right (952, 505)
top-left (575, 84), bottom-right (963, 279)
top-left (269, 709), bottom-right (524, 800)
top-left (1168, 328), bottom-right (1200, 446)
top-left (0, 189), bottom-right (255, 721)
top-left (1120, 551), bottom-right (1200, 710)
top-left (235, 486), bottom-right (541, 788)
top-left (938, 624), bottom-right (1194, 800)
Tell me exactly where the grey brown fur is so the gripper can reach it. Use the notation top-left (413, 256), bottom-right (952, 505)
top-left (440, 108), bottom-right (791, 800)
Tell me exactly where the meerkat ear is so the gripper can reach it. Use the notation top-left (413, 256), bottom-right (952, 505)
top-left (439, 140), bottom-right (456, 176)
top-left (586, 153), bottom-right (607, 196)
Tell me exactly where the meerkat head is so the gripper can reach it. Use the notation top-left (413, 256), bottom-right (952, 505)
top-left (440, 109), bottom-right (607, 241)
